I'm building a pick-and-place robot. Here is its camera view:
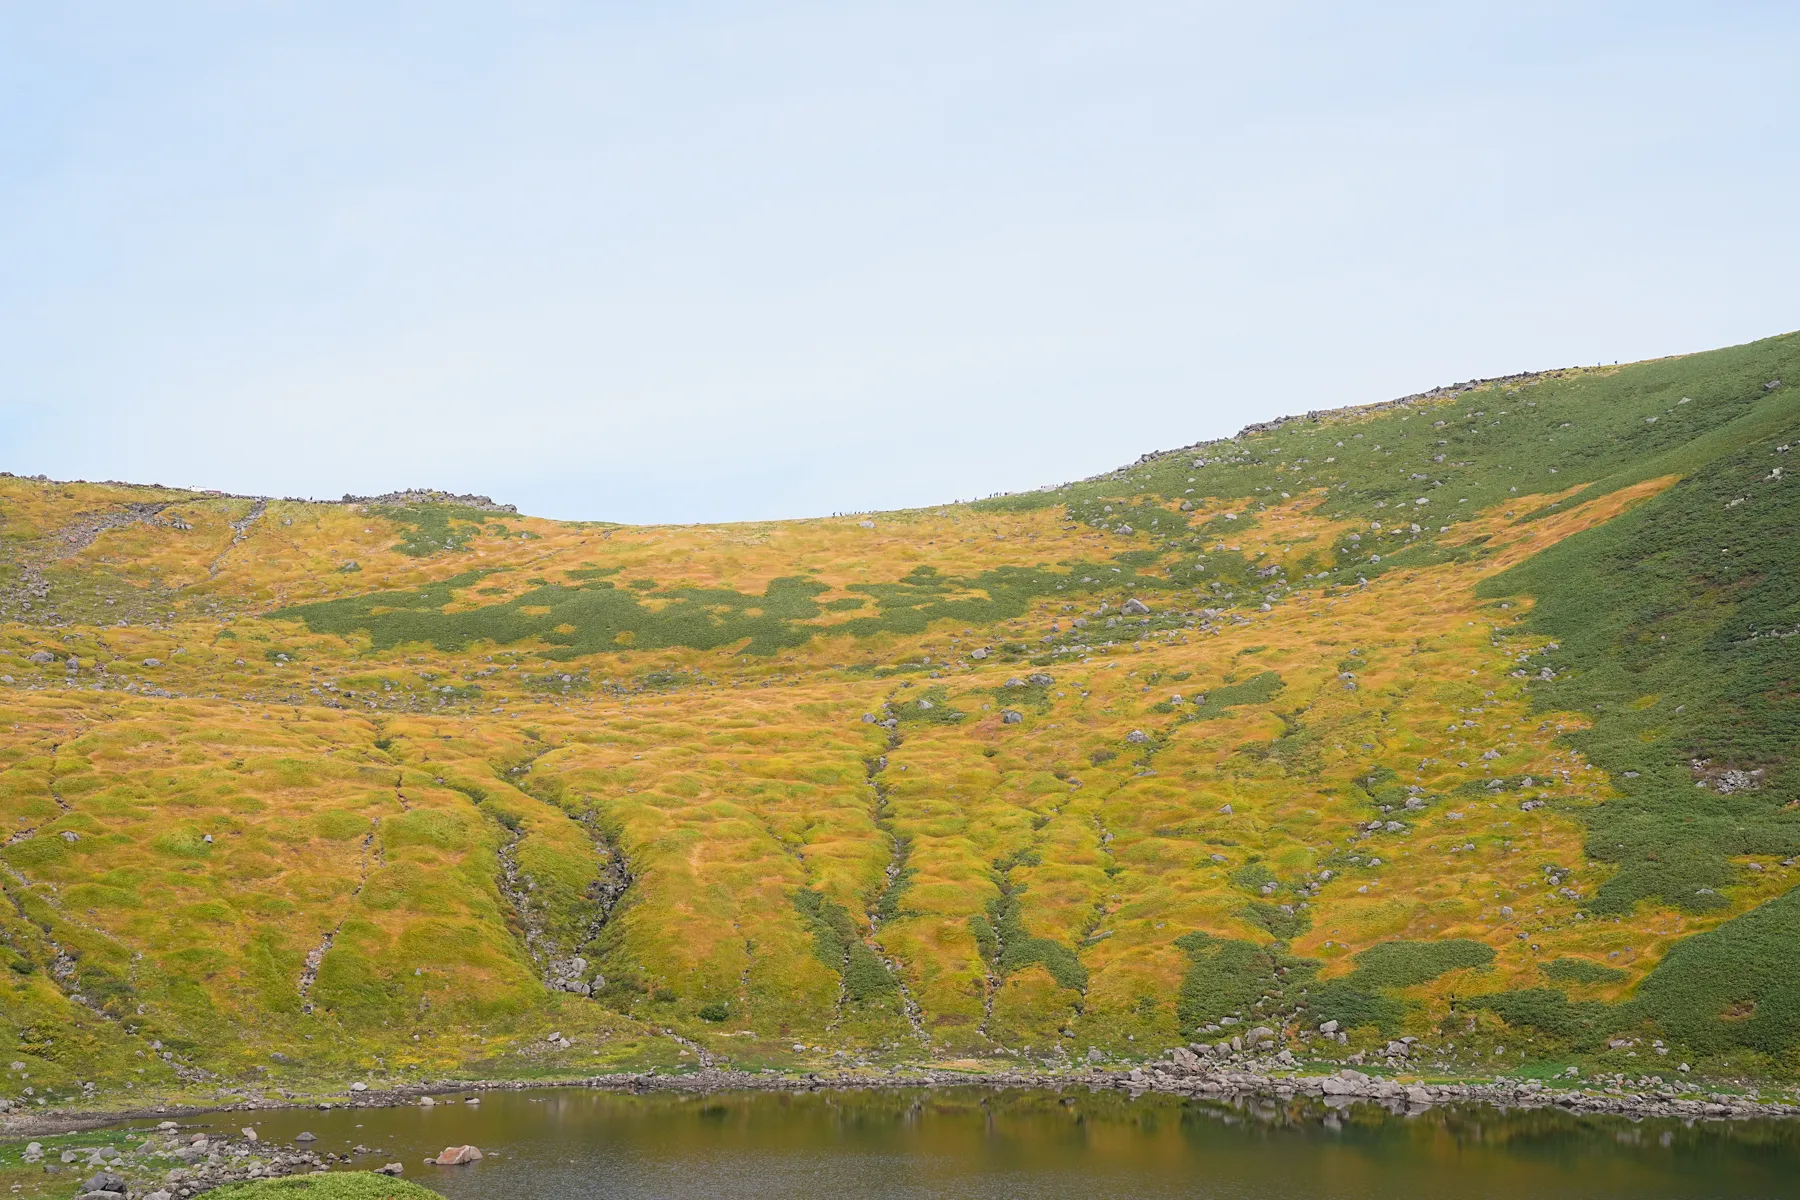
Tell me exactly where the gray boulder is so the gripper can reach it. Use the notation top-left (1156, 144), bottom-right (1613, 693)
top-left (1001, 710), bottom-right (1023, 725)
top-left (1122, 597), bottom-right (1151, 615)
top-left (82, 1172), bottom-right (127, 1195)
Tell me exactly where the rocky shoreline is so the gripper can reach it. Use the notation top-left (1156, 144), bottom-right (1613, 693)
top-left (8, 1051), bottom-right (1800, 1196)
top-left (9, 1051), bottom-right (1799, 1143)
top-left (13, 1120), bottom-right (341, 1200)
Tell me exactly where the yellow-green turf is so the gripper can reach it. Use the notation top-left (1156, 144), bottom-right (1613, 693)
top-left (1, 330), bottom-right (1798, 1107)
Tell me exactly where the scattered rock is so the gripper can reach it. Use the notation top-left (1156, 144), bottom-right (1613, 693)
top-left (1125, 729), bottom-right (1149, 744)
top-left (548, 957), bottom-right (595, 996)
top-left (1122, 597), bottom-right (1151, 615)
top-left (377, 1163), bottom-right (406, 1176)
top-left (433, 1145), bottom-right (484, 1165)
top-left (296, 1132), bottom-right (316, 1142)
top-left (1001, 710), bottom-right (1023, 725)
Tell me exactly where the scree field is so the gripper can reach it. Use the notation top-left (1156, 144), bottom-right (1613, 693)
top-left (2, 332), bottom-right (1798, 1110)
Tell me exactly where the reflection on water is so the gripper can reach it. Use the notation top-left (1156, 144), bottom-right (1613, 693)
top-left (159, 1087), bottom-right (1800, 1199)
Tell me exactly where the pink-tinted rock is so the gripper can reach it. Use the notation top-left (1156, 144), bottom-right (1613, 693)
top-left (433, 1145), bottom-right (483, 1165)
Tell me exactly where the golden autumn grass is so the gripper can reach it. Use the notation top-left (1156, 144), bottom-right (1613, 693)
top-left (5, 333), bottom-right (1800, 1107)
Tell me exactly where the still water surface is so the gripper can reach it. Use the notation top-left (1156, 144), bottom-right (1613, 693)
top-left (170, 1087), bottom-right (1800, 1199)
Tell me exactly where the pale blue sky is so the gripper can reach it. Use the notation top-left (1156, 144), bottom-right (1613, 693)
top-left (2, 2), bottom-right (1795, 523)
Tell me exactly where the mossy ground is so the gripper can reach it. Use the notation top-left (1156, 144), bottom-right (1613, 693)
top-left (205, 1172), bottom-right (442, 1199)
top-left (1, 332), bottom-right (1799, 1114)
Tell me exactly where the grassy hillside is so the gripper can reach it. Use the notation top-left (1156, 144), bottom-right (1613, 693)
top-left (2, 332), bottom-right (1798, 1109)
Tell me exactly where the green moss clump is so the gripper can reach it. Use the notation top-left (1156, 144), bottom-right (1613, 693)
top-left (888, 686), bottom-right (966, 726)
top-left (1347, 939), bottom-right (1495, 989)
top-left (1240, 901), bottom-right (1310, 941)
top-left (205, 1171), bottom-right (444, 1198)
top-left (1467, 988), bottom-right (1615, 1049)
top-left (1192, 671), bottom-right (1284, 718)
top-left (1306, 940), bottom-right (1495, 1035)
top-left (795, 889), bottom-right (897, 1003)
top-left (1541, 958), bottom-right (1626, 985)
top-left (375, 503), bottom-right (495, 558)
top-left (977, 881), bottom-right (1087, 992)
top-left (1631, 884), bottom-right (1800, 1060)
top-left (1173, 932), bottom-right (1290, 1031)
